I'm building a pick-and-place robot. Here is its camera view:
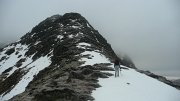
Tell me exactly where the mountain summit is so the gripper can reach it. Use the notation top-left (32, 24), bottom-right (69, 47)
top-left (0, 13), bottom-right (179, 101)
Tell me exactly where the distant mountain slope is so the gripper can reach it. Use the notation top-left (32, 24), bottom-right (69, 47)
top-left (172, 79), bottom-right (180, 86)
top-left (0, 13), bottom-right (179, 101)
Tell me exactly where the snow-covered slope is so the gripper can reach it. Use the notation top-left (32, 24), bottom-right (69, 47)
top-left (77, 47), bottom-right (180, 101)
top-left (78, 46), bottom-right (180, 101)
top-left (0, 43), bottom-right (52, 101)
top-left (0, 13), bottom-right (179, 101)
top-left (92, 66), bottom-right (180, 101)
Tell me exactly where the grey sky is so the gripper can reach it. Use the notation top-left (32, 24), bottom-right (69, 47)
top-left (0, 0), bottom-right (180, 78)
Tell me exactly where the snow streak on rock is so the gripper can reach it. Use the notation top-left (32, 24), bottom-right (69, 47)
top-left (0, 44), bottom-right (29, 75)
top-left (0, 55), bottom-right (51, 101)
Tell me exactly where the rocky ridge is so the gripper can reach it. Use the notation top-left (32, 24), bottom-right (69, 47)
top-left (0, 12), bottom-right (178, 101)
top-left (0, 13), bottom-right (135, 101)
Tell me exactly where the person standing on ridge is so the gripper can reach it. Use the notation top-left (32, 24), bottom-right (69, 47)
top-left (114, 59), bottom-right (121, 77)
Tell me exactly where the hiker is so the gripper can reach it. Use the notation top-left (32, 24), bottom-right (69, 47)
top-left (114, 59), bottom-right (121, 77)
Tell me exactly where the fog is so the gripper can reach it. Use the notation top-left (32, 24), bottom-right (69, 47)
top-left (0, 0), bottom-right (180, 79)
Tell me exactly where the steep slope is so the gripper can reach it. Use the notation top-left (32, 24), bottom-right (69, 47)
top-left (0, 12), bottom-right (179, 101)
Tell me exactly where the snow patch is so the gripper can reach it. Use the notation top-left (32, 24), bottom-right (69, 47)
top-left (68, 34), bottom-right (74, 38)
top-left (71, 19), bottom-right (77, 22)
top-left (71, 25), bottom-right (79, 29)
top-left (76, 42), bottom-right (91, 49)
top-left (34, 41), bottom-right (41, 45)
top-left (87, 23), bottom-right (91, 28)
top-left (58, 23), bottom-right (64, 27)
top-left (57, 35), bottom-right (63, 40)
top-left (80, 51), bottom-right (109, 66)
top-left (47, 26), bottom-right (53, 30)
top-left (78, 43), bottom-right (91, 46)
top-left (30, 33), bottom-right (36, 37)
top-left (78, 32), bottom-right (83, 35)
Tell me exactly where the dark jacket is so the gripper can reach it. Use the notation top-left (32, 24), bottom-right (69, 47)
top-left (114, 59), bottom-right (120, 66)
